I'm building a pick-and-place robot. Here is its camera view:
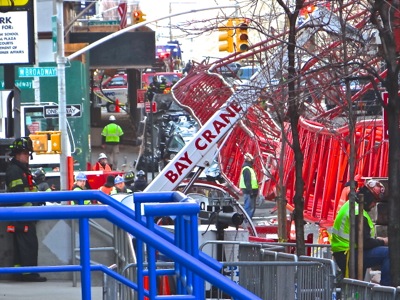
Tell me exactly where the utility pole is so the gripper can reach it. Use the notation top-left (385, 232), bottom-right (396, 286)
top-left (56, 0), bottom-right (70, 191)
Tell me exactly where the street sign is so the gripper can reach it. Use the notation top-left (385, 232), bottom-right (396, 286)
top-left (19, 67), bottom-right (57, 78)
top-left (52, 16), bottom-right (58, 53)
top-left (87, 20), bottom-right (119, 26)
top-left (0, 79), bottom-right (32, 90)
top-left (145, 101), bottom-right (157, 113)
top-left (43, 105), bottom-right (82, 118)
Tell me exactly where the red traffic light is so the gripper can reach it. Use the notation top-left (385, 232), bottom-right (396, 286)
top-left (238, 23), bottom-right (248, 40)
top-left (236, 23), bottom-right (249, 52)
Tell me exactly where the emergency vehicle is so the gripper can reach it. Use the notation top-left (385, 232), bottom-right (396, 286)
top-left (93, 71), bottom-right (182, 112)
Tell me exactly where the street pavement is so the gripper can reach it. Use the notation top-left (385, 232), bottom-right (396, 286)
top-left (0, 280), bottom-right (102, 300)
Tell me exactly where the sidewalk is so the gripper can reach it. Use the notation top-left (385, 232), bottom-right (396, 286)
top-left (0, 280), bottom-right (102, 300)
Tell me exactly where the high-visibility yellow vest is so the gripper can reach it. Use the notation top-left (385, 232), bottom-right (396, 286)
top-left (72, 186), bottom-right (91, 205)
top-left (331, 200), bottom-right (375, 252)
top-left (239, 166), bottom-right (259, 189)
top-left (102, 123), bottom-right (123, 143)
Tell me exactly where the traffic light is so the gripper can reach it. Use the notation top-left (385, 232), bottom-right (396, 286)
top-left (0, 0), bottom-right (29, 6)
top-left (132, 10), bottom-right (146, 24)
top-left (235, 21), bottom-right (249, 52)
top-left (218, 19), bottom-right (234, 53)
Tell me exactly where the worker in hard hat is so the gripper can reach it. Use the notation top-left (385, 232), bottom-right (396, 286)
top-left (92, 152), bottom-right (112, 171)
top-left (111, 175), bottom-right (132, 194)
top-left (71, 173), bottom-right (91, 205)
top-left (331, 179), bottom-right (390, 286)
top-left (101, 115), bottom-right (124, 170)
top-left (5, 137), bottom-right (47, 282)
top-left (239, 153), bottom-right (259, 218)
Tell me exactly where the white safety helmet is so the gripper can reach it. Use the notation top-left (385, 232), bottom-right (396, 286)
top-left (244, 153), bottom-right (254, 162)
top-left (365, 179), bottom-right (385, 201)
top-left (98, 153), bottom-right (107, 160)
top-left (114, 175), bottom-right (124, 184)
top-left (109, 115), bottom-right (116, 121)
top-left (76, 172), bottom-right (87, 181)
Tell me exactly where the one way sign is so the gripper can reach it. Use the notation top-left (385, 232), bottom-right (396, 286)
top-left (44, 105), bottom-right (82, 118)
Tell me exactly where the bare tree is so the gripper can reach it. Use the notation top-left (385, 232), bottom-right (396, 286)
top-left (369, 0), bottom-right (400, 286)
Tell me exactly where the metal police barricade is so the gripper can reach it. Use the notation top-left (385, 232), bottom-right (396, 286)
top-left (341, 278), bottom-right (375, 299)
top-left (371, 284), bottom-right (397, 300)
top-left (217, 260), bottom-right (334, 300)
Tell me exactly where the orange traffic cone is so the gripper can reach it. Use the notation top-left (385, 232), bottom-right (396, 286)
top-left (115, 99), bottom-right (120, 113)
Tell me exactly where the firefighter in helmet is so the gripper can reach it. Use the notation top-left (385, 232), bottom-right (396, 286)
top-left (124, 171), bottom-right (135, 191)
top-left (133, 170), bottom-right (148, 191)
top-left (159, 77), bottom-right (168, 93)
top-left (146, 76), bottom-right (160, 100)
top-left (33, 168), bottom-right (53, 192)
top-left (5, 137), bottom-right (47, 282)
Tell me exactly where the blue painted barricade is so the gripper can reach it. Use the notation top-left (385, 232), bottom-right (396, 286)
top-left (0, 190), bottom-right (261, 300)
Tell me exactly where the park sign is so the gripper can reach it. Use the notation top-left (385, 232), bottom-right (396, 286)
top-left (0, 10), bottom-right (35, 65)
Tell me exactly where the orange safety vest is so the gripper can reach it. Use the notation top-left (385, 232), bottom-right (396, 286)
top-left (92, 162), bottom-right (112, 172)
top-left (99, 186), bottom-right (114, 195)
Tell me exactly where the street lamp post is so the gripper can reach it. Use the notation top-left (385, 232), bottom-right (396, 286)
top-left (56, 0), bottom-right (70, 192)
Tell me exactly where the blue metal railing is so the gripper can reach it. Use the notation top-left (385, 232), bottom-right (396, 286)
top-left (0, 190), bottom-right (261, 300)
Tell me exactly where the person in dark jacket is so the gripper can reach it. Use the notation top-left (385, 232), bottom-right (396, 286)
top-left (98, 175), bottom-right (115, 195)
top-left (146, 77), bottom-right (160, 100)
top-left (239, 153), bottom-right (259, 218)
top-left (33, 168), bottom-right (53, 192)
top-left (331, 180), bottom-right (390, 285)
top-left (5, 137), bottom-right (47, 282)
top-left (124, 171), bottom-right (135, 191)
top-left (133, 170), bottom-right (148, 191)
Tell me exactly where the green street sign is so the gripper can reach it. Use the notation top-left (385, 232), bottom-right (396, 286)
top-left (0, 80), bottom-right (32, 90)
top-left (18, 67), bottom-right (57, 77)
top-left (52, 15), bottom-right (58, 53)
top-left (87, 20), bottom-right (119, 26)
